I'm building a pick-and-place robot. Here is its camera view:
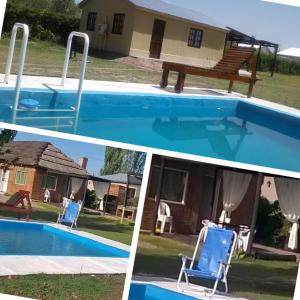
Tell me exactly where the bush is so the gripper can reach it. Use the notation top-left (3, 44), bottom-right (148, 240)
top-left (3, 3), bottom-right (80, 43)
top-left (255, 197), bottom-right (291, 247)
top-left (84, 189), bottom-right (99, 209)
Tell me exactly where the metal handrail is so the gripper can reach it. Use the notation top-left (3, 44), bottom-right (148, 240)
top-left (61, 31), bottom-right (89, 113)
top-left (4, 23), bottom-right (29, 113)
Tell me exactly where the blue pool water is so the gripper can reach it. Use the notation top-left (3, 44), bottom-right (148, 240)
top-left (0, 220), bottom-right (128, 257)
top-left (129, 283), bottom-right (198, 300)
top-left (1, 87), bottom-right (300, 172)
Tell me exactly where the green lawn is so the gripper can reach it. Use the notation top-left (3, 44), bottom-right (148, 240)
top-left (0, 202), bottom-right (133, 300)
top-left (0, 201), bottom-right (134, 245)
top-left (0, 39), bottom-right (300, 109)
top-left (133, 233), bottom-right (298, 300)
top-left (0, 274), bottom-right (125, 300)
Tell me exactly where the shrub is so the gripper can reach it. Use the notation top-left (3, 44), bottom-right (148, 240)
top-left (84, 189), bottom-right (99, 209)
top-left (3, 3), bottom-right (80, 43)
top-left (255, 197), bottom-right (291, 247)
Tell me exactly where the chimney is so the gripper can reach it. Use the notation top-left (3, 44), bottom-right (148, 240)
top-left (79, 157), bottom-right (88, 169)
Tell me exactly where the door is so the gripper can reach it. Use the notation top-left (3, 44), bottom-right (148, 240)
top-left (149, 19), bottom-right (166, 59)
top-left (0, 169), bottom-right (10, 193)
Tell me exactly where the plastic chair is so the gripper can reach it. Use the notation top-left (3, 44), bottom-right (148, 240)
top-left (156, 202), bottom-right (173, 233)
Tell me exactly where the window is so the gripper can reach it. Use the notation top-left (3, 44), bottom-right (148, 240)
top-left (86, 12), bottom-right (97, 31)
top-left (112, 13), bottom-right (125, 34)
top-left (15, 171), bottom-right (27, 185)
top-left (42, 174), bottom-right (57, 190)
top-left (188, 28), bottom-right (203, 48)
top-left (147, 166), bottom-right (188, 204)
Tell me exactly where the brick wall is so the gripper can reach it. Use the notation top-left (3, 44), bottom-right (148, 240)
top-left (6, 166), bottom-right (36, 197)
top-left (141, 155), bottom-right (216, 234)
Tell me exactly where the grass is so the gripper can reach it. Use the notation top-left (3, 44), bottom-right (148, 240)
top-left (0, 39), bottom-right (300, 109)
top-left (0, 274), bottom-right (125, 300)
top-left (0, 202), bottom-right (133, 299)
top-left (0, 201), bottom-right (134, 245)
top-left (133, 232), bottom-right (298, 300)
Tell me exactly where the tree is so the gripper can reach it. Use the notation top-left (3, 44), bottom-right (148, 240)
top-left (100, 147), bottom-right (146, 175)
top-left (0, 129), bottom-right (17, 147)
top-left (50, 0), bottom-right (79, 15)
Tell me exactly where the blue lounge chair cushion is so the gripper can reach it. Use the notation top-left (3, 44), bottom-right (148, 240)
top-left (59, 202), bottom-right (80, 224)
top-left (189, 227), bottom-right (234, 281)
top-left (19, 98), bottom-right (40, 110)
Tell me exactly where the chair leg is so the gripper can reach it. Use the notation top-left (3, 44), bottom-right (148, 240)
top-left (169, 221), bottom-right (173, 233)
top-left (247, 81), bottom-right (255, 98)
top-left (224, 277), bottom-right (228, 293)
top-left (160, 68), bottom-right (169, 88)
top-left (228, 80), bottom-right (234, 93)
top-left (177, 268), bottom-right (185, 291)
top-left (161, 219), bottom-right (166, 234)
top-left (175, 72), bottom-right (186, 93)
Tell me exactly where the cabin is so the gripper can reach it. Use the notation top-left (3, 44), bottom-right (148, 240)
top-left (0, 141), bottom-right (89, 202)
top-left (78, 0), bottom-right (228, 67)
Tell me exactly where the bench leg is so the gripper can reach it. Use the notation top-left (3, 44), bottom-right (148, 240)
top-left (175, 72), bottom-right (186, 93)
top-left (160, 69), bottom-right (169, 88)
top-left (228, 80), bottom-right (234, 94)
top-left (247, 81), bottom-right (255, 98)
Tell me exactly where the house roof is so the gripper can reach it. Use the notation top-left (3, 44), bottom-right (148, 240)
top-left (78, 0), bottom-right (227, 31)
top-left (0, 141), bottom-right (88, 178)
top-left (98, 173), bottom-right (142, 185)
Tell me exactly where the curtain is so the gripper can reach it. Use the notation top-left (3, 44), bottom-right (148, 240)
top-left (93, 181), bottom-right (110, 199)
top-left (219, 170), bottom-right (252, 224)
top-left (275, 177), bottom-right (300, 250)
top-left (70, 177), bottom-right (84, 199)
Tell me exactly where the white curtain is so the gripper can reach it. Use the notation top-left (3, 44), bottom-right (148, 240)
top-left (70, 177), bottom-right (84, 199)
top-left (219, 170), bottom-right (252, 224)
top-left (275, 177), bottom-right (300, 250)
top-left (93, 181), bottom-right (110, 199)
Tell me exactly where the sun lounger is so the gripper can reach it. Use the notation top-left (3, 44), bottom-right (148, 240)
top-left (160, 46), bottom-right (259, 98)
top-left (0, 190), bottom-right (32, 220)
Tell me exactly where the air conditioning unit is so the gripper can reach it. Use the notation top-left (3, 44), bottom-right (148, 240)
top-left (98, 24), bottom-right (108, 34)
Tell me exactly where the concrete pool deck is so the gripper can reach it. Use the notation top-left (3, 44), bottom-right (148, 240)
top-left (132, 276), bottom-right (248, 300)
top-left (1, 73), bottom-right (300, 119)
top-left (0, 219), bottom-right (130, 276)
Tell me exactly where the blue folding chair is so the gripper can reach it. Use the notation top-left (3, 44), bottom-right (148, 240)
top-left (57, 201), bottom-right (80, 228)
top-left (177, 226), bottom-right (237, 296)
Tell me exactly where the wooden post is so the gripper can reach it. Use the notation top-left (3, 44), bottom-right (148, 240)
top-left (152, 157), bottom-right (165, 234)
top-left (121, 174), bottom-right (130, 224)
top-left (246, 173), bottom-right (264, 255)
top-left (271, 45), bottom-right (278, 77)
top-left (103, 182), bottom-right (111, 216)
top-left (228, 80), bottom-right (234, 94)
top-left (211, 168), bottom-right (222, 222)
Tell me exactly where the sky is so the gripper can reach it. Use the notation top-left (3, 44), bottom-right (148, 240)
top-left (76, 0), bottom-right (300, 50)
top-left (15, 131), bottom-right (105, 175)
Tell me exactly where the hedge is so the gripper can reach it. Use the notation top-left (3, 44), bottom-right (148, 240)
top-left (257, 52), bottom-right (300, 75)
top-left (3, 3), bottom-right (80, 43)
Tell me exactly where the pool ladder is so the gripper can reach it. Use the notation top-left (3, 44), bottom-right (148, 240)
top-left (4, 23), bottom-right (90, 132)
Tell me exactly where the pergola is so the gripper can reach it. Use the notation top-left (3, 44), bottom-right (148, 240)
top-left (226, 27), bottom-right (279, 76)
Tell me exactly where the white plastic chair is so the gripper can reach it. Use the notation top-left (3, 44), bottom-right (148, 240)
top-left (237, 225), bottom-right (251, 252)
top-left (156, 202), bottom-right (173, 234)
top-left (44, 189), bottom-right (50, 203)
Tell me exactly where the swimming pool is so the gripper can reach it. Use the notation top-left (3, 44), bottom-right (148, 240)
top-left (1, 87), bottom-right (300, 172)
top-left (129, 283), bottom-right (198, 300)
top-left (0, 219), bottom-right (129, 257)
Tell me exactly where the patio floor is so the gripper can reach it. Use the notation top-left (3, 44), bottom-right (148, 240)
top-left (132, 276), bottom-right (248, 300)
